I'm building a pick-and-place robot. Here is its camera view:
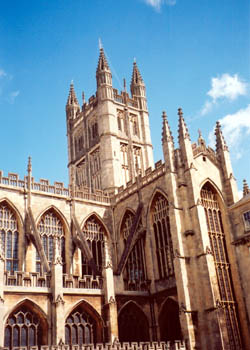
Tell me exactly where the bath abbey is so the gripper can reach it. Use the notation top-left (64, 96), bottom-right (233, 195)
top-left (0, 48), bottom-right (250, 350)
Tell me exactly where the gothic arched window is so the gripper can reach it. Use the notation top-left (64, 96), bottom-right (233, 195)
top-left (201, 183), bottom-right (241, 349)
top-left (36, 210), bottom-right (65, 274)
top-left (151, 193), bottom-right (174, 280)
top-left (82, 216), bottom-right (105, 277)
top-left (65, 306), bottom-right (99, 345)
top-left (4, 305), bottom-right (46, 349)
top-left (0, 202), bottom-right (19, 273)
top-left (121, 211), bottom-right (147, 291)
top-left (118, 302), bottom-right (149, 342)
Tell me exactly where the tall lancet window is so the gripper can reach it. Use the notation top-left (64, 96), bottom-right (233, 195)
top-left (0, 202), bottom-right (19, 273)
top-left (151, 193), bottom-right (174, 280)
top-left (81, 216), bottom-right (105, 278)
top-left (201, 183), bottom-right (241, 349)
top-left (121, 211), bottom-right (147, 291)
top-left (36, 210), bottom-right (65, 273)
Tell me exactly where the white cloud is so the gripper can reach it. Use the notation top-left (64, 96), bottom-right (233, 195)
top-left (8, 90), bottom-right (20, 104)
top-left (208, 105), bottom-right (250, 158)
top-left (201, 73), bottom-right (247, 115)
top-left (208, 74), bottom-right (247, 101)
top-left (143, 0), bottom-right (176, 11)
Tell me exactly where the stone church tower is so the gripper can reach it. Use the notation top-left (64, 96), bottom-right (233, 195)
top-left (0, 48), bottom-right (249, 350)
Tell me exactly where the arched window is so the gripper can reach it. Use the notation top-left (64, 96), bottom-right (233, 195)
top-left (36, 210), bottom-right (65, 273)
top-left (0, 202), bottom-right (19, 273)
top-left (201, 183), bottom-right (241, 349)
top-left (82, 216), bottom-right (105, 277)
top-left (159, 298), bottom-right (182, 341)
top-left (118, 302), bottom-right (149, 342)
top-left (65, 305), bottom-right (100, 345)
top-left (4, 305), bottom-right (46, 349)
top-left (121, 211), bottom-right (147, 291)
top-left (151, 193), bottom-right (174, 280)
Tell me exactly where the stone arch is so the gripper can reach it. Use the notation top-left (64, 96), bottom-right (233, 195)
top-left (199, 178), bottom-right (225, 205)
top-left (80, 212), bottom-right (111, 240)
top-left (118, 207), bottom-right (136, 236)
top-left (158, 297), bottom-right (182, 342)
top-left (118, 300), bottom-right (150, 342)
top-left (4, 298), bottom-right (48, 348)
top-left (146, 187), bottom-right (170, 221)
top-left (64, 299), bottom-right (104, 345)
top-left (0, 199), bottom-right (24, 273)
top-left (35, 205), bottom-right (70, 233)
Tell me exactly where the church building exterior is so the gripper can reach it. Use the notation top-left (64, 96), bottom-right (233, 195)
top-left (0, 48), bottom-right (249, 350)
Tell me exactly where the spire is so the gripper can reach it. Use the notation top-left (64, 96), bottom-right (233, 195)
top-left (215, 121), bottom-right (228, 153)
top-left (243, 179), bottom-right (250, 196)
top-left (131, 61), bottom-right (144, 86)
top-left (162, 111), bottom-right (174, 144)
top-left (66, 81), bottom-right (79, 106)
top-left (178, 108), bottom-right (190, 141)
top-left (96, 48), bottom-right (110, 73)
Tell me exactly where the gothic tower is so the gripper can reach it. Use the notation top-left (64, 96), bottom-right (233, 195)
top-left (66, 48), bottom-right (154, 194)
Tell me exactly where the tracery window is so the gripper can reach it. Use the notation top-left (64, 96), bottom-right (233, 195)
top-left (151, 193), bottom-right (174, 280)
top-left (36, 210), bottom-right (65, 274)
top-left (121, 211), bottom-right (147, 291)
top-left (65, 307), bottom-right (97, 345)
top-left (76, 159), bottom-right (88, 188)
top-left (0, 203), bottom-right (19, 273)
top-left (201, 183), bottom-right (241, 349)
top-left (4, 307), bottom-right (42, 349)
top-left (243, 211), bottom-right (250, 231)
top-left (81, 216), bottom-right (105, 277)
top-left (90, 148), bottom-right (101, 190)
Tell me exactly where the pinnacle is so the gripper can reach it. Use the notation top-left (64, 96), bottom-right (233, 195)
top-left (197, 129), bottom-right (206, 147)
top-left (66, 82), bottom-right (79, 106)
top-left (27, 156), bottom-right (32, 174)
top-left (215, 120), bottom-right (228, 152)
top-left (243, 179), bottom-right (250, 196)
top-left (131, 61), bottom-right (144, 85)
top-left (178, 107), bottom-right (190, 141)
top-left (96, 47), bottom-right (110, 72)
top-left (162, 111), bottom-right (173, 144)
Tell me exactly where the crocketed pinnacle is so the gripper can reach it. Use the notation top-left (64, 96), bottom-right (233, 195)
top-left (66, 82), bottom-right (79, 106)
top-left (162, 111), bottom-right (174, 144)
top-left (178, 108), bottom-right (190, 141)
top-left (243, 179), bottom-right (250, 196)
top-left (96, 48), bottom-right (110, 73)
top-left (131, 61), bottom-right (144, 85)
top-left (215, 121), bottom-right (228, 153)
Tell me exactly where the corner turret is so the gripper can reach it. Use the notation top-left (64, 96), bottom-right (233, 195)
top-left (96, 48), bottom-right (113, 101)
top-left (66, 82), bottom-right (80, 120)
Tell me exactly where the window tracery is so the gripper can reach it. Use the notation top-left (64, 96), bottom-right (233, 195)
top-left (151, 193), bottom-right (174, 280)
top-left (36, 210), bottom-right (65, 274)
top-left (81, 216), bottom-right (105, 277)
top-left (4, 307), bottom-right (42, 348)
top-left (121, 211), bottom-right (147, 290)
top-left (201, 183), bottom-right (241, 349)
top-left (65, 308), bottom-right (97, 345)
top-left (0, 203), bottom-right (19, 273)
top-left (90, 148), bottom-right (101, 190)
top-left (120, 143), bottom-right (130, 186)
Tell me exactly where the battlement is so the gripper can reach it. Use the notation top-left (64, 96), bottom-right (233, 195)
top-left (114, 160), bottom-right (165, 203)
top-left (1, 341), bottom-right (186, 350)
top-left (113, 89), bottom-right (139, 108)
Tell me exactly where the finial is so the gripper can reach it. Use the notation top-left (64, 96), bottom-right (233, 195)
top-left (243, 179), bottom-right (250, 196)
top-left (27, 156), bottom-right (32, 174)
top-left (178, 108), bottom-right (183, 118)
top-left (123, 78), bottom-right (127, 92)
top-left (197, 129), bottom-right (206, 147)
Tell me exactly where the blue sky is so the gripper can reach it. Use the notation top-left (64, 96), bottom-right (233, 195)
top-left (0, 0), bottom-right (249, 194)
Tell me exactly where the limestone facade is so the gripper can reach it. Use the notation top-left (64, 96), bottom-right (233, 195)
top-left (0, 48), bottom-right (249, 350)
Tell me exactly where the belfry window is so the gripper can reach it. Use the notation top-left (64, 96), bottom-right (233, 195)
top-left (0, 203), bottom-right (19, 273)
top-left (36, 210), bottom-right (65, 273)
top-left (201, 183), bottom-right (241, 349)
top-left (121, 211), bottom-right (147, 291)
top-left (151, 193), bottom-right (174, 280)
top-left (4, 307), bottom-right (43, 349)
top-left (81, 216), bottom-right (105, 277)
